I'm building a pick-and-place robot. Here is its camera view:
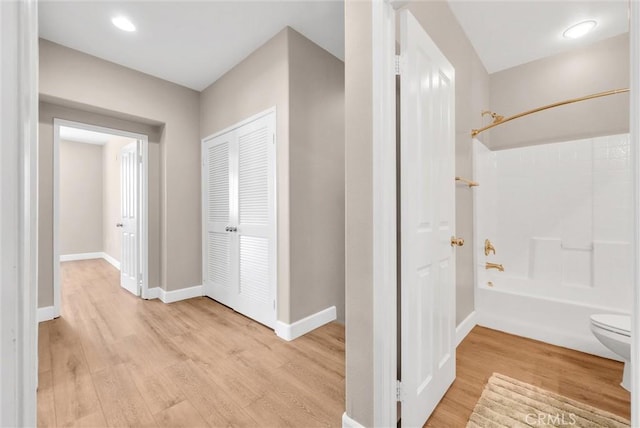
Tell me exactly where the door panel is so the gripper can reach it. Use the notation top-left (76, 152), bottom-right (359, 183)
top-left (400, 10), bottom-right (456, 427)
top-left (208, 141), bottom-right (230, 224)
top-left (239, 235), bottom-right (270, 304)
top-left (238, 126), bottom-right (270, 226)
top-left (120, 142), bottom-right (139, 296)
top-left (207, 232), bottom-right (231, 289)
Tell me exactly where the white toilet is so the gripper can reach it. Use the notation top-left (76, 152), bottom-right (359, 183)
top-left (590, 314), bottom-right (631, 391)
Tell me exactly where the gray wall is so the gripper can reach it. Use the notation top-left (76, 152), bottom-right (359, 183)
top-left (200, 27), bottom-right (345, 323)
top-left (288, 29), bottom-right (346, 322)
top-left (344, 1), bottom-right (374, 425)
top-left (489, 34), bottom-right (630, 149)
top-left (344, 1), bottom-right (490, 424)
top-left (39, 38), bottom-right (199, 308)
top-left (38, 101), bottom-right (163, 307)
top-left (59, 140), bottom-right (103, 255)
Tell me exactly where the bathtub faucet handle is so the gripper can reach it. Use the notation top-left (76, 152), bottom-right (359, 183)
top-left (484, 239), bottom-right (496, 256)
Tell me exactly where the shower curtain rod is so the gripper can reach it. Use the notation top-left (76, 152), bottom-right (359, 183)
top-left (471, 88), bottom-right (630, 137)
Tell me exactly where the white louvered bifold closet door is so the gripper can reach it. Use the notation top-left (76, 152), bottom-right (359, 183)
top-left (233, 115), bottom-right (276, 328)
top-left (202, 111), bottom-right (276, 329)
top-left (203, 132), bottom-right (235, 309)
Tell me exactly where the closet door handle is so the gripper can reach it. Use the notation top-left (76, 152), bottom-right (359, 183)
top-left (231, 227), bottom-right (238, 232)
top-left (225, 226), bottom-right (231, 232)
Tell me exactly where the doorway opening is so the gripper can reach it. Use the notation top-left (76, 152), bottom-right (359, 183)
top-left (52, 119), bottom-right (150, 317)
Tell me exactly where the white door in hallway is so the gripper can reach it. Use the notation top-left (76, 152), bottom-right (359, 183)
top-left (399, 10), bottom-right (456, 427)
top-left (120, 141), bottom-right (140, 296)
top-left (202, 111), bottom-right (276, 329)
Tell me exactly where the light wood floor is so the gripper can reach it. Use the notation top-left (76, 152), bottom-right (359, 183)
top-left (37, 259), bottom-right (345, 427)
top-left (426, 326), bottom-right (631, 427)
top-left (38, 260), bottom-right (631, 427)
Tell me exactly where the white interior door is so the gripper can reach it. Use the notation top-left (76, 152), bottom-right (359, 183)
top-left (203, 111), bottom-right (276, 329)
top-left (400, 10), bottom-right (456, 427)
top-left (120, 142), bottom-right (140, 296)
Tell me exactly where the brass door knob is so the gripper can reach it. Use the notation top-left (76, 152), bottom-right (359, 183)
top-left (450, 236), bottom-right (464, 247)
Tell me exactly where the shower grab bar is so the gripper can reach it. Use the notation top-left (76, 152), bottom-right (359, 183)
top-left (455, 176), bottom-right (479, 188)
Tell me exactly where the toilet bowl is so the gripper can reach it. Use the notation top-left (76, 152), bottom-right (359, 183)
top-left (590, 314), bottom-right (631, 391)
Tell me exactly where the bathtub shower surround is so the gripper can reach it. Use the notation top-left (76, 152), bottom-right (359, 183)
top-left (473, 134), bottom-right (632, 358)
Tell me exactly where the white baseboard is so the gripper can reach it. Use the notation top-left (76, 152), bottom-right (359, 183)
top-left (456, 310), bottom-right (477, 347)
top-left (144, 287), bottom-right (161, 300)
top-left (140, 285), bottom-right (203, 303)
top-left (38, 306), bottom-right (56, 323)
top-left (60, 252), bottom-right (103, 262)
top-left (158, 285), bottom-right (204, 304)
top-left (60, 251), bottom-right (120, 270)
top-left (275, 306), bottom-right (336, 341)
top-left (102, 252), bottom-right (120, 270)
top-left (342, 412), bottom-right (366, 428)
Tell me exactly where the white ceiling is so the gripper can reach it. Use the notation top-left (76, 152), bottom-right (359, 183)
top-left (39, 1), bottom-right (345, 91)
top-left (60, 126), bottom-right (119, 145)
top-left (39, 1), bottom-right (629, 89)
top-left (448, 1), bottom-right (629, 74)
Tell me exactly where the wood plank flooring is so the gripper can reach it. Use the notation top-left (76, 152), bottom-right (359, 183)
top-left (37, 259), bottom-right (345, 427)
top-left (39, 259), bottom-right (631, 427)
top-left (426, 326), bottom-right (631, 427)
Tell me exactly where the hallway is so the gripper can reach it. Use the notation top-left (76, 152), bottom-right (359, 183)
top-left (37, 259), bottom-right (345, 427)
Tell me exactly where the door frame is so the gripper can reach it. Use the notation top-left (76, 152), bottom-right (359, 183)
top-left (371, 1), bottom-right (399, 427)
top-left (200, 106), bottom-right (278, 326)
top-left (52, 119), bottom-right (150, 317)
top-left (630, 0), bottom-right (640, 425)
top-left (0, 0), bottom-right (38, 425)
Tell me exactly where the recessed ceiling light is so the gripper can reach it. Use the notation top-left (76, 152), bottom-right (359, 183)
top-left (563, 20), bottom-right (597, 39)
top-left (112, 16), bottom-right (136, 32)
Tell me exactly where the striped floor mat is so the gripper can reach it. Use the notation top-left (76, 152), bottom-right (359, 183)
top-left (467, 373), bottom-right (630, 428)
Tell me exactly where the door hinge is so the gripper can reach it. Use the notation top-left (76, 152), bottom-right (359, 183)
top-left (396, 380), bottom-right (402, 402)
top-left (272, 133), bottom-right (275, 145)
top-left (395, 55), bottom-right (401, 76)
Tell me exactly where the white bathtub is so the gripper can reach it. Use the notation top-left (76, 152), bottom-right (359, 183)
top-left (472, 136), bottom-right (632, 360)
